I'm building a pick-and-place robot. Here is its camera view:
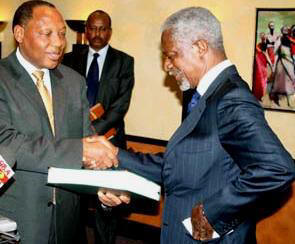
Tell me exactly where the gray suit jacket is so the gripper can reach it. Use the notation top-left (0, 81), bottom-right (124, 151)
top-left (119, 65), bottom-right (295, 243)
top-left (0, 52), bottom-right (93, 244)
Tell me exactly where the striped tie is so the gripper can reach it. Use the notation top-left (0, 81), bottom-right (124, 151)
top-left (32, 70), bottom-right (55, 135)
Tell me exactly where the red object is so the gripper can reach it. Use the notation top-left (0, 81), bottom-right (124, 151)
top-left (0, 170), bottom-right (8, 183)
top-left (253, 44), bottom-right (268, 101)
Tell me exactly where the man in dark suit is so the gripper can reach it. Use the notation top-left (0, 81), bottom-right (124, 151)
top-left (62, 10), bottom-right (134, 244)
top-left (98, 7), bottom-right (295, 243)
top-left (62, 10), bottom-right (134, 150)
top-left (0, 1), bottom-right (126, 243)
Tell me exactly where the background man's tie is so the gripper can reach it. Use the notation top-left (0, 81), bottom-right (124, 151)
top-left (187, 90), bottom-right (201, 113)
top-left (86, 53), bottom-right (100, 106)
top-left (32, 70), bottom-right (55, 135)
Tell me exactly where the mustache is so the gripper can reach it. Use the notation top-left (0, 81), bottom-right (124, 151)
top-left (168, 68), bottom-right (181, 77)
top-left (91, 37), bottom-right (103, 42)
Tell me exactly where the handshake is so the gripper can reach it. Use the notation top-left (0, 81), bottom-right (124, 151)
top-left (82, 135), bottom-right (118, 170)
top-left (81, 135), bottom-right (130, 206)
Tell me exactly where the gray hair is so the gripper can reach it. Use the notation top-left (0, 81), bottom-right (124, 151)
top-left (161, 7), bottom-right (224, 52)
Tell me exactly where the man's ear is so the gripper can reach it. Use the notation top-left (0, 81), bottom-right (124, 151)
top-left (108, 28), bottom-right (112, 41)
top-left (13, 25), bottom-right (24, 44)
top-left (192, 39), bottom-right (208, 57)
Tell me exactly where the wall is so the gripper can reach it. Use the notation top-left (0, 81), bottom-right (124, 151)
top-left (0, 0), bottom-right (294, 156)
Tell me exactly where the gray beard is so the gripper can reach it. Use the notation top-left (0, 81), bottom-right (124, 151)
top-left (179, 78), bottom-right (191, 91)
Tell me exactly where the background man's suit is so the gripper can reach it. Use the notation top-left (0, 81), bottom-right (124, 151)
top-left (118, 65), bottom-right (295, 243)
top-left (63, 45), bottom-right (134, 244)
top-left (0, 52), bottom-right (93, 244)
top-left (62, 45), bottom-right (134, 149)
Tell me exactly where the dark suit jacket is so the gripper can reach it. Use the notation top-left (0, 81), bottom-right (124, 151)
top-left (62, 45), bottom-right (134, 149)
top-left (0, 52), bottom-right (93, 244)
top-left (182, 88), bottom-right (195, 121)
top-left (118, 65), bottom-right (295, 243)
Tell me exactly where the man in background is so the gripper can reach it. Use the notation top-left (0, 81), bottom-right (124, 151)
top-left (0, 1), bottom-right (125, 243)
top-left (63, 10), bottom-right (134, 244)
top-left (63, 10), bottom-right (134, 150)
top-left (98, 7), bottom-right (295, 243)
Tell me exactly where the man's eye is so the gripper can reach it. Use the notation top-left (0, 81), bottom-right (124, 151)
top-left (40, 31), bottom-right (51, 36)
top-left (89, 27), bottom-right (108, 32)
top-left (59, 32), bottom-right (66, 37)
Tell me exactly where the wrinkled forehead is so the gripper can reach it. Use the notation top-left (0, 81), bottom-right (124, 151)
top-left (30, 6), bottom-right (65, 26)
top-left (161, 29), bottom-right (191, 54)
top-left (161, 30), bottom-right (176, 50)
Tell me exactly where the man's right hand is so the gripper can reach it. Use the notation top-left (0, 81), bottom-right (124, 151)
top-left (82, 135), bottom-right (119, 169)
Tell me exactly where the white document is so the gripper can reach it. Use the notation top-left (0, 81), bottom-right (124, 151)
top-left (48, 167), bottom-right (161, 201)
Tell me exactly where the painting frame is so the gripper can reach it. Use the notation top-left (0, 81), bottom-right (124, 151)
top-left (252, 8), bottom-right (295, 112)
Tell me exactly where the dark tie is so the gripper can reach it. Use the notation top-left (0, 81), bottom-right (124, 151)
top-left (187, 90), bottom-right (201, 113)
top-left (86, 53), bottom-right (100, 106)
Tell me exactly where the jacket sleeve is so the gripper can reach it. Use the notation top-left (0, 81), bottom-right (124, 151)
top-left (203, 87), bottom-right (295, 235)
top-left (92, 56), bottom-right (134, 134)
top-left (118, 149), bottom-right (164, 184)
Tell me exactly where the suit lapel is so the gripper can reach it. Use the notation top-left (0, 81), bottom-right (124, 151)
top-left (50, 68), bottom-right (66, 137)
top-left (100, 46), bottom-right (114, 82)
top-left (165, 98), bottom-right (207, 155)
top-left (9, 53), bottom-right (49, 118)
top-left (98, 46), bottom-right (114, 102)
top-left (165, 65), bottom-right (238, 156)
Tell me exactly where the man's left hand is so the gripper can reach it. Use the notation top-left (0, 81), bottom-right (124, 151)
top-left (97, 189), bottom-right (130, 207)
top-left (191, 203), bottom-right (214, 241)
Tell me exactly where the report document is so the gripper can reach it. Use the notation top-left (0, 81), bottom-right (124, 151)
top-left (47, 167), bottom-right (161, 201)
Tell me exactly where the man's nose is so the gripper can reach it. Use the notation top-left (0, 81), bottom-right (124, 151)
top-left (163, 58), bottom-right (173, 72)
top-left (51, 33), bottom-right (65, 48)
top-left (94, 28), bottom-right (103, 36)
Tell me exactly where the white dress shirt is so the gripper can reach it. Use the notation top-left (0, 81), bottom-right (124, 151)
top-left (197, 59), bottom-right (233, 96)
top-left (16, 48), bottom-right (52, 96)
top-left (86, 44), bottom-right (109, 81)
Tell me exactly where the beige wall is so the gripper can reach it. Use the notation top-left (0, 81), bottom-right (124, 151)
top-left (0, 0), bottom-right (294, 157)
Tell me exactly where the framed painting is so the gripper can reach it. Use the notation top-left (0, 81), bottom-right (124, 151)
top-left (252, 8), bottom-right (295, 112)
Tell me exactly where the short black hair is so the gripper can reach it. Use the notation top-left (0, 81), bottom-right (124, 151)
top-left (86, 10), bottom-right (112, 28)
top-left (12, 0), bottom-right (55, 30)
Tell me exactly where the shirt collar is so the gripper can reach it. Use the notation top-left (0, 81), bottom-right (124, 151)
top-left (16, 47), bottom-right (49, 81)
top-left (88, 44), bottom-right (109, 60)
top-left (197, 59), bottom-right (233, 96)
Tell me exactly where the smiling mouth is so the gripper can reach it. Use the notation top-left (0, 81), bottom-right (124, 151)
top-left (47, 52), bottom-right (62, 61)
